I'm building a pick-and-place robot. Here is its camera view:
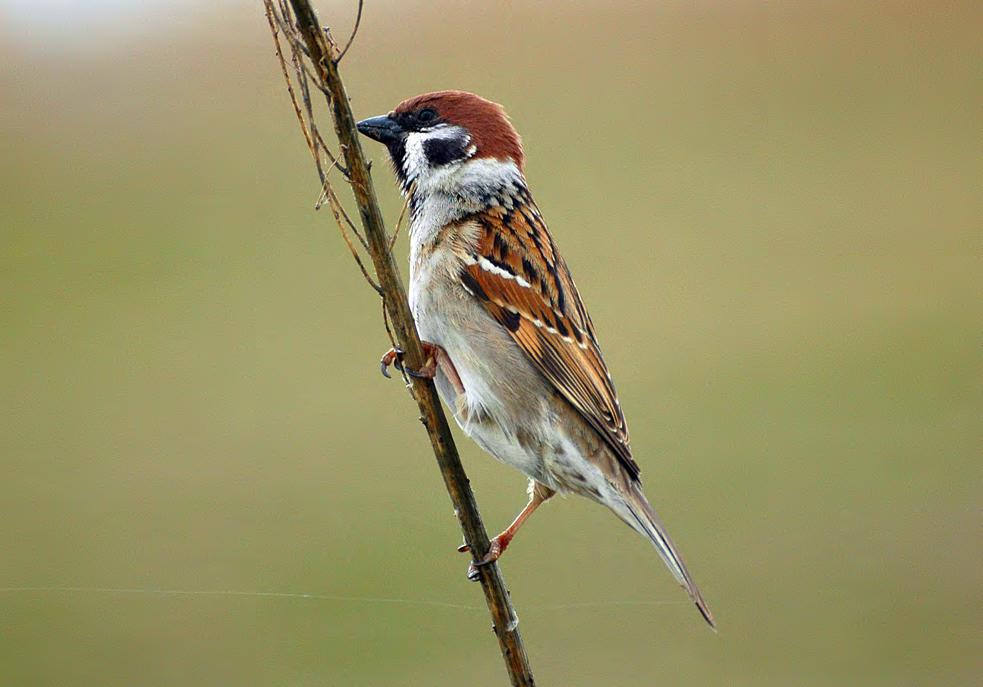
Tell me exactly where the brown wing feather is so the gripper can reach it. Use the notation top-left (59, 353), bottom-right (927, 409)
top-left (460, 203), bottom-right (639, 480)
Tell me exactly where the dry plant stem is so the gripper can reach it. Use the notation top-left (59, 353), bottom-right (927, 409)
top-left (388, 193), bottom-right (411, 252)
top-left (273, 1), bottom-right (537, 685)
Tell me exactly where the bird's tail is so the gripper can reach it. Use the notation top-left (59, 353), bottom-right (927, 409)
top-left (621, 484), bottom-right (716, 629)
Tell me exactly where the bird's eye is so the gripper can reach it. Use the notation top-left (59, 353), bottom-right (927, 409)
top-left (417, 108), bottom-right (437, 123)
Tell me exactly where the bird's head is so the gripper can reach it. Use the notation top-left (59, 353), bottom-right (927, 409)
top-left (357, 90), bottom-right (524, 192)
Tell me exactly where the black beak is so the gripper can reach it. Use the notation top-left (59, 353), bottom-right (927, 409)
top-left (356, 115), bottom-right (404, 145)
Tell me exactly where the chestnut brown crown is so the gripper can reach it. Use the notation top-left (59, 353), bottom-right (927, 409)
top-left (394, 90), bottom-right (524, 169)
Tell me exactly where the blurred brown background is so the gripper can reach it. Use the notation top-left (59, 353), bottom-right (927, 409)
top-left (1, 1), bottom-right (980, 685)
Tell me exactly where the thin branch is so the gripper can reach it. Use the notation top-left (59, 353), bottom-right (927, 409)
top-left (388, 187), bottom-right (411, 253)
top-left (291, 44), bottom-right (369, 248)
top-left (322, 182), bottom-right (381, 293)
top-left (317, 176), bottom-right (368, 249)
top-left (315, 127), bottom-right (346, 177)
top-left (263, 1), bottom-right (537, 685)
top-left (290, 45), bottom-right (330, 185)
top-left (270, 2), bottom-right (325, 88)
top-left (264, 4), bottom-right (317, 162)
top-left (335, 0), bottom-right (363, 63)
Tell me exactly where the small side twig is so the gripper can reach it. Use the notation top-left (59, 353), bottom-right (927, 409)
top-left (321, 181), bottom-right (381, 293)
top-left (388, 193), bottom-right (411, 253)
top-left (334, 0), bottom-right (363, 63)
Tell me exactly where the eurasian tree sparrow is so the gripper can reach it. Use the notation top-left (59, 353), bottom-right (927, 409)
top-left (358, 91), bottom-right (714, 628)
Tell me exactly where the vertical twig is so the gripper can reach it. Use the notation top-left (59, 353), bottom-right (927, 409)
top-left (264, 2), bottom-right (537, 685)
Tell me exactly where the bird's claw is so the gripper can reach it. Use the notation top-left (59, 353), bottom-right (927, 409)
top-left (379, 345), bottom-right (438, 380)
top-left (459, 537), bottom-right (505, 581)
top-left (379, 347), bottom-right (405, 378)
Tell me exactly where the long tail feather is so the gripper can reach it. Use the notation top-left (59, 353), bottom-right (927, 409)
top-left (622, 485), bottom-right (716, 629)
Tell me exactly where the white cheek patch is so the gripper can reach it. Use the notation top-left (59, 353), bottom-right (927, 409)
top-left (402, 125), bottom-right (470, 185)
top-left (402, 131), bottom-right (430, 184)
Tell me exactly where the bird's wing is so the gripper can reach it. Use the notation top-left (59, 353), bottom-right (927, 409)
top-left (457, 202), bottom-right (639, 480)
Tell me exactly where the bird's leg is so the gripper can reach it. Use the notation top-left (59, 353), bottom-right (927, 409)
top-left (380, 342), bottom-right (465, 395)
top-left (428, 343), bottom-right (465, 395)
top-left (459, 481), bottom-right (555, 580)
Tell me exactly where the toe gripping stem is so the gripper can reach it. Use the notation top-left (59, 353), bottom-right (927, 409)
top-left (379, 345), bottom-right (437, 380)
top-left (380, 347), bottom-right (403, 378)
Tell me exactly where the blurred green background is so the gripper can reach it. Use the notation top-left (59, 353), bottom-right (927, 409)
top-left (1, 1), bottom-right (980, 685)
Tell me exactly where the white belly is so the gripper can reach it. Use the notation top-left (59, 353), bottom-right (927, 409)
top-left (409, 247), bottom-right (555, 485)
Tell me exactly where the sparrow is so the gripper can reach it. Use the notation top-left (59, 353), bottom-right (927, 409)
top-left (357, 91), bottom-right (714, 628)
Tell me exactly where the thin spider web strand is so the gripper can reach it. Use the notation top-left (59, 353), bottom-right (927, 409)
top-left (0, 586), bottom-right (479, 611)
top-left (0, 586), bottom-right (687, 612)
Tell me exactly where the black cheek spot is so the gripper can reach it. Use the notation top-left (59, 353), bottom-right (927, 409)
top-left (423, 137), bottom-right (468, 166)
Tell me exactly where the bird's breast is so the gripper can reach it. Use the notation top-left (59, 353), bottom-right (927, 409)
top-left (407, 221), bottom-right (554, 477)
